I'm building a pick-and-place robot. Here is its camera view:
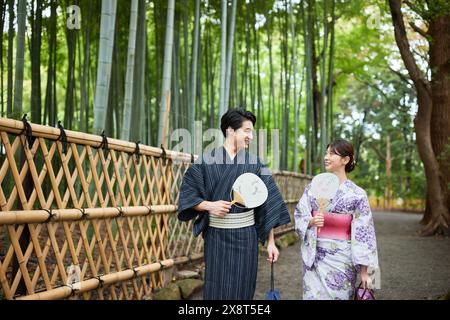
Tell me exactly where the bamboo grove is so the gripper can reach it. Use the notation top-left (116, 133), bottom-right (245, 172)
top-left (0, 0), bottom-right (449, 235)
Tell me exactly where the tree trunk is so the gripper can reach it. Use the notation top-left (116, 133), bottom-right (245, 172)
top-left (189, 0), bottom-right (200, 144)
top-left (205, 20), bottom-right (211, 127)
top-left (301, 0), bottom-right (314, 174)
top-left (218, 0), bottom-right (228, 121)
top-left (52, 6), bottom-right (58, 128)
top-left (13, 0), bottom-right (27, 116)
top-left (264, 0), bottom-right (275, 131)
top-left (282, 0), bottom-right (290, 170)
top-left (224, 0), bottom-right (236, 111)
top-left (182, 0), bottom-right (190, 130)
top-left (106, 37), bottom-right (116, 138)
top-left (389, 0), bottom-right (449, 235)
top-left (290, 0), bottom-right (299, 172)
top-left (308, 0), bottom-right (319, 169)
top-left (243, 18), bottom-right (249, 107)
top-left (385, 135), bottom-right (393, 209)
top-left (327, 0), bottom-right (335, 142)
top-left (93, 0), bottom-right (117, 134)
top-left (319, 0), bottom-right (329, 171)
top-left (64, 0), bottom-right (77, 130)
top-left (251, 2), bottom-right (262, 129)
top-left (80, 0), bottom-right (92, 133)
top-left (120, 0), bottom-right (139, 141)
top-left (207, 19), bottom-right (216, 129)
top-left (157, 0), bottom-right (175, 148)
top-left (428, 9), bottom-right (450, 218)
top-left (131, 0), bottom-right (146, 142)
top-left (30, 0), bottom-right (43, 124)
top-left (197, 40), bottom-right (203, 125)
top-left (232, 34), bottom-right (239, 109)
top-left (172, 15), bottom-right (180, 132)
top-left (7, 0), bottom-right (14, 117)
top-left (145, 37), bottom-right (152, 145)
top-left (154, 0), bottom-right (162, 134)
top-left (0, 0), bottom-right (6, 116)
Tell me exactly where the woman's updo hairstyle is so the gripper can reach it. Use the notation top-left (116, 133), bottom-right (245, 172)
top-left (326, 139), bottom-right (356, 173)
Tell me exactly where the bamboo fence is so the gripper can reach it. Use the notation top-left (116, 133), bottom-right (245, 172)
top-left (0, 117), bottom-right (311, 300)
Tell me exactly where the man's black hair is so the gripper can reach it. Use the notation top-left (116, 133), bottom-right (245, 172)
top-left (220, 107), bottom-right (256, 137)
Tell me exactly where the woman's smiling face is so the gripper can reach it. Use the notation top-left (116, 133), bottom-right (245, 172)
top-left (324, 147), bottom-right (350, 173)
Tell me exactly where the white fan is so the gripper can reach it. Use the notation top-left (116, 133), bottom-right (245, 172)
top-left (230, 173), bottom-right (268, 208)
top-left (310, 173), bottom-right (340, 232)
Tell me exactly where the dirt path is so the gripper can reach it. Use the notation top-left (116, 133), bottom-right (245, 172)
top-left (191, 211), bottom-right (450, 300)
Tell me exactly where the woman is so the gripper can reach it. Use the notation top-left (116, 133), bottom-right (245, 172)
top-left (294, 139), bottom-right (379, 300)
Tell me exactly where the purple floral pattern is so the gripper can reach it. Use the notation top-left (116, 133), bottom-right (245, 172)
top-left (325, 267), bottom-right (355, 291)
top-left (316, 246), bottom-right (340, 262)
top-left (354, 225), bottom-right (376, 250)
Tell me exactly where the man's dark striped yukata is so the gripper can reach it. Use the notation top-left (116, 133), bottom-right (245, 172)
top-left (178, 147), bottom-right (291, 300)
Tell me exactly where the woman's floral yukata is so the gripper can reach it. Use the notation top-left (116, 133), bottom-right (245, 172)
top-left (294, 180), bottom-right (379, 300)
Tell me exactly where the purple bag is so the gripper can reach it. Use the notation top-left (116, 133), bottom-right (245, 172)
top-left (354, 282), bottom-right (375, 300)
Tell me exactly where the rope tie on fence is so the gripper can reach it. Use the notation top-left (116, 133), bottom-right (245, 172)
top-left (132, 266), bottom-right (139, 278)
top-left (95, 275), bottom-right (104, 288)
top-left (116, 206), bottom-right (124, 218)
top-left (64, 284), bottom-right (77, 297)
top-left (57, 121), bottom-right (68, 154)
top-left (158, 261), bottom-right (165, 270)
top-left (20, 114), bottom-right (33, 149)
top-left (160, 144), bottom-right (167, 166)
top-left (42, 208), bottom-right (56, 223)
top-left (96, 130), bottom-right (109, 159)
top-left (145, 205), bottom-right (153, 216)
top-left (76, 208), bottom-right (89, 220)
top-left (134, 141), bottom-right (141, 164)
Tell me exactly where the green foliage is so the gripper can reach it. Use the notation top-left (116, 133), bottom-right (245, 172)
top-left (0, 0), bottom-right (427, 203)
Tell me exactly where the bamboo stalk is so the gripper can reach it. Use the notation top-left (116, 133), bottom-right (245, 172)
top-left (173, 253), bottom-right (203, 265)
top-left (0, 206), bottom-right (177, 225)
top-left (16, 262), bottom-right (172, 300)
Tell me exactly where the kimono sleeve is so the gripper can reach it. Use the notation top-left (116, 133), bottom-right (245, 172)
top-left (294, 183), bottom-right (312, 241)
top-left (351, 193), bottom-right (379, 269)
top-left (294, 183), bottom-right (317, 268)
top-left (254, 162), bottom-right (291, 244)
top-left (177, 162), bottom-right (206, 221)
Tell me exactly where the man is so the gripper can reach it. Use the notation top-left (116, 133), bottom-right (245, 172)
top-left (177, 107), bottom-right (291, 300)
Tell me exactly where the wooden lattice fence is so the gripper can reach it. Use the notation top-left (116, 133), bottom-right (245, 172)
top-left (0, 117), bottom-right (310, 300)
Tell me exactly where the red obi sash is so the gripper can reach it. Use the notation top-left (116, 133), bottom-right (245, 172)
top-left (312, 211), bottom-right (352, 240)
